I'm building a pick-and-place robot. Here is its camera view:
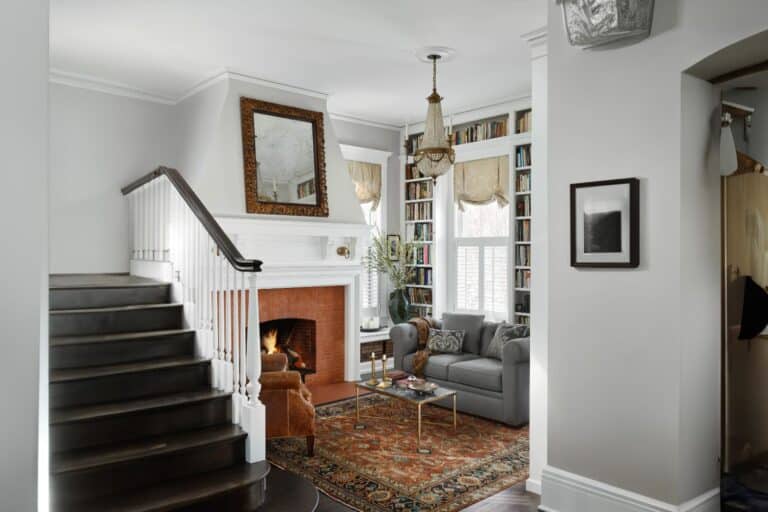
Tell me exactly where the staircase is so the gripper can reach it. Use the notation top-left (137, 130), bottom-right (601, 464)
top-left (49, 274), bottom-right (270, 511)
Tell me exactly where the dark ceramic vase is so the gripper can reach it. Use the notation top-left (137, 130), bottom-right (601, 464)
top-left (388, 288), bottom-right (410, 325)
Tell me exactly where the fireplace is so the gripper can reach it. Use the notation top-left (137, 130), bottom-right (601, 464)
top-left (260, 318), bottom-right (316, 381)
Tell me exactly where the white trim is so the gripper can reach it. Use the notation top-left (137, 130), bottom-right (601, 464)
top-left (522, 27), bottom-right (549, 60)
top-left (49, 68), bottom-right (176, 105)
top-left (51, 67), bottom-right (328, 106)
top-left (526, 478), bottom-right (542, 495)
top-left (541, 466), bottom-right (719, 512)
top-left (330, 113), bottom-right (401, 131)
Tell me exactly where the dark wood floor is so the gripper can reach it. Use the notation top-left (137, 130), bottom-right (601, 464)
top-left (314, 481), bottom-right (540, 511)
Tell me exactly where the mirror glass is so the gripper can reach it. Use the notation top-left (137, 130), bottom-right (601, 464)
top-left (253, 113), bottom-right (317, 205)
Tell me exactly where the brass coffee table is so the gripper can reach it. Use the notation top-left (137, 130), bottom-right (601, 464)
top-left (354, 380), bottom-right (457, 453)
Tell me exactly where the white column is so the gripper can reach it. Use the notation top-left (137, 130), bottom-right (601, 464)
top-left (242, 273), bottom-right (266, 462)
top-left (522, 26), bottom-right (548, 496)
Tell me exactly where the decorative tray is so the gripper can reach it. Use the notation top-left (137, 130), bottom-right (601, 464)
top-left (407, 381), bottom-right (438, 395)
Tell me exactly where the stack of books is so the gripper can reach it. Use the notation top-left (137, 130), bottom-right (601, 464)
top-left (516, 110), bottom-right (532, 134)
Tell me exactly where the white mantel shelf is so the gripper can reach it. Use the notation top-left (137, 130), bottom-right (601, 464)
top-left (215, 214), bottom-right (370, 380)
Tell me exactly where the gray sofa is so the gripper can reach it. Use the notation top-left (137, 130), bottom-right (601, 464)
top-left (390, 313), bottom-right (529, 426)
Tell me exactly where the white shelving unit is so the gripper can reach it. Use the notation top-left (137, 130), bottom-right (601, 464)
top-left (398, 102), bottom-right (533, 327)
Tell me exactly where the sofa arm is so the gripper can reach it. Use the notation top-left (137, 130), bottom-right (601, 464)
top-left (390, 323), bottom-right (418, 370)
top-left (502, 338), bottom-right (530, 426)
top-left (501, 337), bottom-right (530, 364)
top-left (260, 370), bottom-right (302, 391)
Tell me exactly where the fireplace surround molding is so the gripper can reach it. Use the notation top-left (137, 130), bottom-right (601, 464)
top-left (217, 215), bottom-right (369, 381)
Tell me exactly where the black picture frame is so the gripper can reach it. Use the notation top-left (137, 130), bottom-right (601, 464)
top-left (570, 178), bottom-right (639, 268)
top-left (386, 234), bottom-right (401, 261)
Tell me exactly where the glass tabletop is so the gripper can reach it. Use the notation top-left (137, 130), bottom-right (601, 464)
top-left (356, 380), bottom-right (456, 405)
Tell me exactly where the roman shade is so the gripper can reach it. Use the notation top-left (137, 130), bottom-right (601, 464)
top-left (453, 156), bottom-right (510, 211)
top-left (347, 160), bottom-right (382, 210)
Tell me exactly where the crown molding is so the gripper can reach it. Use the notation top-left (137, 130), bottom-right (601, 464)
top-left (49, 68), bottom-right (176, 105)
top-left (328, 112), bottom-right (401, 131)
top-left (51, 67), bottom-right (329, 106)
top-left (522, 27), bottom-right (548, 60)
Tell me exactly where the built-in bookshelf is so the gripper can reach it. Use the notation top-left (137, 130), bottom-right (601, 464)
top-left (513, 137), bottom-right (532, 326)
top-left (400, 105), bottom-right (533, 326)
top-left (403, 159), bottom-right (435, 318)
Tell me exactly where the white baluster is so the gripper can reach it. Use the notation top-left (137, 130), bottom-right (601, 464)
top-left (239, 272), bottom-right (247, 396)
top-left (233, 270), bottom-right (241, 397)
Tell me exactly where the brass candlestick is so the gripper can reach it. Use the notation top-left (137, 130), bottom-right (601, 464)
top-left (377, 354), bottom-right (392, 388)
top-left (366, 352), bottom-right (379, 386)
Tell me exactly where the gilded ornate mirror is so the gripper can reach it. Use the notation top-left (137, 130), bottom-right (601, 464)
top-left (240, 98), bottom-right (329, 217)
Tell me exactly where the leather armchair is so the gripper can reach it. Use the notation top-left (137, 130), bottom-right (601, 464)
top-left (258, 353), bottom-right (316, 456)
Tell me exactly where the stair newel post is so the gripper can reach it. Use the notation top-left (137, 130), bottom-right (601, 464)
top-left (232, 269), bottom-right (241, 401)
top-left (243, 273), bottom-right (266, 462)
top-left (224, 259), bottom-right (233, 392)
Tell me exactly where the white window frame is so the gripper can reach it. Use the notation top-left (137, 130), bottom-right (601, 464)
top-left (339, 144), bottom-right (391, 317)
top-left (447, 156), bottom-right (514, 322)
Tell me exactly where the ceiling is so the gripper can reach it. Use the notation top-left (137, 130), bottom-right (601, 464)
top-left (50, 0), bottom-right (546, 126)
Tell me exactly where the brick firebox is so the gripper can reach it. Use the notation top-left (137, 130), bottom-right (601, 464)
top-left (258, 286), bottom-right (345, 386)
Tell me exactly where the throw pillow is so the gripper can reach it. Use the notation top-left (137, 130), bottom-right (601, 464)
top-left (442, 313), bottom-right (485, 353)
top-left (484, 322), bottom-right (530, 360)
top-left (426, 328), bottom-right (465, 354)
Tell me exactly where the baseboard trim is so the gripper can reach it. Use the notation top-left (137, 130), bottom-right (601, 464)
top-left (540, 466), bottom-right (719, 512)
top-left (526, 477), bottom-right (542, 495)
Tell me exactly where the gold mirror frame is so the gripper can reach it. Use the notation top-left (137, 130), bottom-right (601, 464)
top-left (240, 97), bottom-right (329, 217)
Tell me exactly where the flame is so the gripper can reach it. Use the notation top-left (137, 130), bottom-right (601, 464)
top-left (262, 328), bottom-right (279, 354)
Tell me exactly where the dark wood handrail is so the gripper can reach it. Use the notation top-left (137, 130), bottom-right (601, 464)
top-left (122, 166), bottom-right (262, 273)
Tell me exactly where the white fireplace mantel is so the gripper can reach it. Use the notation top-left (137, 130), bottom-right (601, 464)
top-left (216, 214), bottom-right (371, 380)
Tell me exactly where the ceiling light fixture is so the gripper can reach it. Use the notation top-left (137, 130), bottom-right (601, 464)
top-left (413, 53), bottom-right (454, 183)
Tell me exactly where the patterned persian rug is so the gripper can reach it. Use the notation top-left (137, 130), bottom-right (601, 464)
top-left (267, 394), bottom-right (529, 512)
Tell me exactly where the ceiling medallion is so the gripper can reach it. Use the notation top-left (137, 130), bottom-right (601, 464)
top-left (413, 53), bottom-right (455, 183)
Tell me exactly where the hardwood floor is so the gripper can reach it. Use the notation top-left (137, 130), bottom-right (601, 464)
top-left (314, 481), bottom-right (540, 511)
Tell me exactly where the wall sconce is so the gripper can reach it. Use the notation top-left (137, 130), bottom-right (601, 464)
top-left (721, 111), bottom-right (738, 177)
top-left (336, 246), bottom-right (351, 259)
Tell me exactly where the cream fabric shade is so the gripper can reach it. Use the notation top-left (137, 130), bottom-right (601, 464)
top-left (347, 160), bottom-right (382, 210)
top-left (453, 155), bottom-right (510, 211)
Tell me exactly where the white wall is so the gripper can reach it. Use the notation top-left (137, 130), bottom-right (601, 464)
top-left (50, 84), bottom-right (178, 273)
top-left (544, 1), bottom-right (768, 509)
top-left (0, 0), bottom-right (48, 510)
top-left (181, 76), bottom-right (365, 225)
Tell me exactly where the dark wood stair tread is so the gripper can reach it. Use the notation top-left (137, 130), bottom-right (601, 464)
top-left (260, 464), bottom-right (320, 511)
top-left (53, 424), bottom-right (245, 474)
top-left (70, 461), bottom-right (271, 512)
top-left (50, 303), bottom-right (182, 315)
top-left (51, 389), bottom-right (231, 425)
top-left (51, 356), bottom-right (209, 383)
top-left (50, 274), bottom-right (167, 290)
top-left (51, 329), bottom-right (194, 347)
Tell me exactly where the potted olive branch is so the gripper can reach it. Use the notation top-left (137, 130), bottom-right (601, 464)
top-left (365, 233), bottom-right (415, 324)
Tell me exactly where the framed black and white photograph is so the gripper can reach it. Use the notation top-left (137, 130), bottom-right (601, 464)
top-left (386, 234), bottom-right (400, 261)
top-left (570, 178), bottom-right (639, 268)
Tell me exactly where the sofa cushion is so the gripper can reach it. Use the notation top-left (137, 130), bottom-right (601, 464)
top-left (402, 353), bottom-right (479, 380)
top-left (484, 322), bottom-right (530, 359)
top-left (479, 322), bottom-right (501, 356)
top-left (426, 328), bottom-right (464, 354)
top-left (448, 357), bottom-right (503, 392)
top-left (442, 313), bottom-right (485, 354)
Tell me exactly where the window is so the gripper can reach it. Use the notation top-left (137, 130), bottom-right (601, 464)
top-left (453, 202), bottom-right (510, 320)
top-left (360, 200), bottom-right (381, 310)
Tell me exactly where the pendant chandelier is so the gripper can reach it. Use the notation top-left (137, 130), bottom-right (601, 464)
top-left (558, 0), bottom-right (655, 49)
top-left (414, 54), bottom-right (454, 182)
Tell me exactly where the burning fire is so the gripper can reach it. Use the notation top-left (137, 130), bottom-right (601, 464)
top-left (261, 326), bottom-right (307, 369)
top-left (262, 328), bottom-right (279, 354)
